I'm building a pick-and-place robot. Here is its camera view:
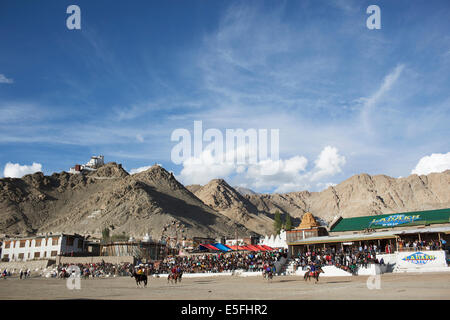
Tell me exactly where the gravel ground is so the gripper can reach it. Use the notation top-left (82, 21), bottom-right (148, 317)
top-left (0, 272), bottom-right (449, 300)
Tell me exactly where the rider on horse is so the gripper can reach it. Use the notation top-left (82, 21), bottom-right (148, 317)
top-left (309, 263), bottom-right (317, 276)
top-left (171, 265), bottom-right (178, 276)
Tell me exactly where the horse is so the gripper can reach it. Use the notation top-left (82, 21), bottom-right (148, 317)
top-left (131, 271), bottom-right (148, 287)
top-left (303, 266), bottom-right (324, 283)
top-left (263, 269), bottom-right (273, 281)
top-left (167, 272), bottom-right (179, 284)
top-left (262, 266), bottom-right (274, 281)
top-left (59, 270), bottom-right (70, 279)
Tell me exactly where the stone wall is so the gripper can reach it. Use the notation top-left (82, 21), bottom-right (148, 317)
top-left (0, 259), bottom-right (54, 272)
top-left (55, 255), bottom-right (134, 265)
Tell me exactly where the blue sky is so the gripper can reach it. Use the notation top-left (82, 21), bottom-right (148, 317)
top-left (1, 0), bottom-right (449, 193)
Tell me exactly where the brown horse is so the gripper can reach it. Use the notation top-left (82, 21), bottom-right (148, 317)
top-left (303, 266), bottom-right (324, 283)
top-left (131, 271), bottom-right (148, 287)
top-left (168, 272), bottom-right (181, 284)
top-left (262, 268), bottom-right (273, 281)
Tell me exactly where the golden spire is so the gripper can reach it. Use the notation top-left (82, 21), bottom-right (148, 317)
top-left (296, 212), bottom-right (320, 229)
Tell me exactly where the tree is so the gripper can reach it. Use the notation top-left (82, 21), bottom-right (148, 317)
top-left (102, 227), bottom-right (110, 242)
top-left (273, 211), bottom-right (282, 235)
top-left (284, 213), bottom-right (293, 231)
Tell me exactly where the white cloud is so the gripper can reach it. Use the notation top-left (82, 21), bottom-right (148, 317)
top-left (0, 74), bottom-right (13, 84)
top-left (310, 146), bottom-right (346, 181)
top-left (245, 156), bottom-right (309, 191)
top-left (3, 162), bottom-right (42, 178)
top-left (177, 148), bottom-right (236, 185)
top-left (136, 134), bottom-right (144, 142)
top-left (411, 152), bottom-right (450, 175)
top-left (130, 166), bottom-right (152, 174)
top-left (176, 143), bottom-right (345, 193)
top-left (359, 64), bottom-right (404, 134)
top-left (129, 164), bottom-right (165, 175)
top-left (316, 182), bottom-right (337, 191)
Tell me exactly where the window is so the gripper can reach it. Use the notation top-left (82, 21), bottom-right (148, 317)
top-left (19, 240), bottom-right (27, 248)
top-left (4, 241), bottom-right (10, 249)
top-left (18, 253), bottom-right (24, 260)
top-left (3, 254), bottom-right (9, 260)
top-left (77, 239), bottom-right (83, 249)
top-left (51, 250), bottom-right (58, 256)
top-left (44, 252), bottom-right (47, 257)
top-left (52, 237), bottom-right (59, 246)
top-left (35, 239), bottom-right (41, 247)
top-left (34, 252), bottom-right (40, 258)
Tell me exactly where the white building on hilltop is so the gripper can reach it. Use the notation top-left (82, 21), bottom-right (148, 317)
top-left (85, 155), bottom-right (104, 169)
top-left (69, 155), bottom-right (104, 174)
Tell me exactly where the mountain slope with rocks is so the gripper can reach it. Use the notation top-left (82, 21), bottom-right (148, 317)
top-left (1, 161), bottom-right (449, 239)
top-left (245, 170), bottom-right (450, 224)
top-left (189, 179), bottom-right (274, 235)
top-left (0, 163), bottom-right (252, 240)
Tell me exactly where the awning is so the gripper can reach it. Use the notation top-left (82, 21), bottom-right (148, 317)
top-left (198, 244), bottom-right (219, 251)
top-left (260, 245), bottom-right (276, 251)
top-left (287, 234), bottom-right (397, 246)
top-left (245, 244), bottom-right (261, 251)
top-left (254, 245), bottom-right (268, 251)
top-left (212, 243), bottom-right (233, 252)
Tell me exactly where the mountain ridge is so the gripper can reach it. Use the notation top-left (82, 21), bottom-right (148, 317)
top-left (1, 162), bottom-right (449, 239)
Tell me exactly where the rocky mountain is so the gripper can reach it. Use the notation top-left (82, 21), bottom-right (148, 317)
top-left (0, 163), bottom-right (252, 240)
top-left (234, 186), bottom-right (258, 196)
top-left (245, 170), bottom-right (450, 224)
top-left (188, 179), bottom-right (274, 235)
top-left (1, 161), bottom-right (449, 239)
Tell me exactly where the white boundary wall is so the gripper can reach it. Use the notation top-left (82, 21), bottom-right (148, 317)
top-left (294, 264), bottom-right (387, 277)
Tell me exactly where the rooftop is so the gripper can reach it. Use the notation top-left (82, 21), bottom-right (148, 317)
top-left (330, 208), bottom-right (450, 233)
top-left (287, 225), bottom-right (450, 245)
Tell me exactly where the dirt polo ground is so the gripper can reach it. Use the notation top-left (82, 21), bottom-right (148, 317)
top-left (0, 272), bottom-right (449, 300)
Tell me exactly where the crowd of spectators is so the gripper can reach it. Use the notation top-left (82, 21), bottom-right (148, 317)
top-left (292, 245), bottom-right (382, 275)
top-left (51, 250), bottom-right (288, 278)
top-left (398, 239), bottom-right (445, 251)
top-left (56, 261), bottom-right (133, 278)
top-left (157, 250), bottom-right (288, 274)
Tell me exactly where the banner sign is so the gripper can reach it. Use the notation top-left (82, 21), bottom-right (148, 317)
top-left (401, 252), bottom-right (436, 265)
top-left (396, 250), bottom-right (447, 270)
top-left (369, 214), bottom-right (421, 227)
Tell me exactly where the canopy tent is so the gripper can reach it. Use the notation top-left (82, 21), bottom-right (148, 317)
top-left (198, 244), bottom-right (220, 251)
top-left (213, 244), bottom-right (276, 251)
top-left (229, 245), bottom-right (253, 251)
top-left (245, 244), bottom-right (261, 251)
top-left (212, 243), bottom-right (233, 252)
top-left (260, 245), bottom-right (276, 251)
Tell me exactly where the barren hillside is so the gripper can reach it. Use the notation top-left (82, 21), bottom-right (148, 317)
top-left (0, 163), bottom-right (252, 240)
